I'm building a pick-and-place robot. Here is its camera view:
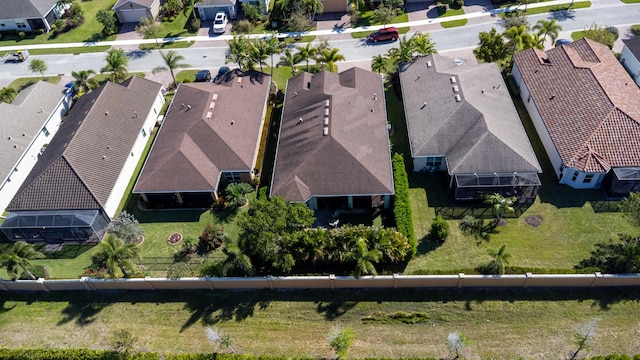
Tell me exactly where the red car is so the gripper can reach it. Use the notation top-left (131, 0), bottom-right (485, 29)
top-left (368, 27), bottom-right (399, 43)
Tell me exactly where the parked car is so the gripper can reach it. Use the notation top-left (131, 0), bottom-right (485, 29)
top-left (212, 12), bottom-right (227, 34)
top-left (368, 27), bottom-right (399, 43)
top-left (195, 70), bottom-right (212, 82)
top-left (555, 39), bottom-right (571, 47)
top-left (214, 66), bottom-right (230, 81)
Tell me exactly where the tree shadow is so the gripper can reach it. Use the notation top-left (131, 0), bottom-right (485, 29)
top-left (315, 300), bottom-right (358, 320)
top-left (0, 299), bottom-right (16, 313)
top-left (416, 235), bottom-right (442, 255)
top-left (126, 49), bottom-right (151, 59)
top-left (180, 293), bottom-right (271, 332)
top-left (211, 206), bottom-right (239, 222)
top-left (548, 8), bottom-right (575, 21)
top-left (57, 299), bottom-right (112, 326)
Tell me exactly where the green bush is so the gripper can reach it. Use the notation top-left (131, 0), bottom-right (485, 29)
top-left (18, 31), bottom-right (25, 39)
top-left (429, 214), bottom-right (449, 242)
top-left (233, 19), bottom-right (255, 34)
top-left (257, 186), bottom-right (269, 200)
top-left (631, 24), bottom-right (640, 36)
top-left (392, 153), bottom-right (416, 256)
top-left (19, 265), bottom-right (49, 280)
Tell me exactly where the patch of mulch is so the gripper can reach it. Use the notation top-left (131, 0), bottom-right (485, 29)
top-left (524, 215), bottom-right (543, 228)
top-left (132, 235), bottom-right (144, 245)
top-left (167, 233), bottom-right (182, 245)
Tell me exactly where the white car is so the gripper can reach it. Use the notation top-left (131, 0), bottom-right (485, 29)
top-left (212, 12), bottom-right (227, 34)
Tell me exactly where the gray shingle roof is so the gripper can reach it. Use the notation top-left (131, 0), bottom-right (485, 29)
top-left (134, 70), bottom-right (270, 193)
top-left (0, 0), bottom-right (57, 20)
top-left (195, 0), bottom-right (236, 6)
top-left (113, 0), bottom-right (157, 10)
top-left (270, 68), bottom-right (394, 202)
top-left (400, 54), bottom-right (541, 175)
top-left (514, 38), bottom-right (640, 173)
top-left (623, 36), bottom-right (640, 62)
top-left (0, 81), bottom-right (67, 185)
top-left (7, 77), bottom-right (162, 211)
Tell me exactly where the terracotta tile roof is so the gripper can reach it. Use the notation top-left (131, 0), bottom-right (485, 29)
top-left (133, 70), bottom-right (270, 193)
top-left (7, 77), bottom-right (162, 211)
top-left (514, 38), bottom-right (640, 173)
top-left (399, 54), bottom-right (541, 175)
top-left (270, 68), bottom-right (394, 202)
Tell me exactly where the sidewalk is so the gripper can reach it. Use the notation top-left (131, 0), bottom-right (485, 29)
top-left (0, 0), bottom-right (622, 52)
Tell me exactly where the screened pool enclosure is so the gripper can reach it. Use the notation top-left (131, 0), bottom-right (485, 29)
top-left (1, 209), bottom-right (109, 244)
top-left (453, 172), bottom-right (541, 202)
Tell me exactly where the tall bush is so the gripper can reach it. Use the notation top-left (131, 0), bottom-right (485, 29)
top-left (392, 153), bottom-right (416, 256)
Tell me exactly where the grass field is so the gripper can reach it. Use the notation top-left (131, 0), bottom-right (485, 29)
top-left (351, 27), bottom-right (410, 39)
top-left (1, 288), bottom-right (640, 358)
top-left (353, 12), bottom-right (409, 28)
top-left (440, 19), bottom-right (468, 28)
top-left (498, 1), bottom-right (591, 17)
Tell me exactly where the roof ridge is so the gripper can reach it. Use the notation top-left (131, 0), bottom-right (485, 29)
top-left (330, 138), bottom-right (391, 192)
top-left (60, 155), bottom-right (104, 207)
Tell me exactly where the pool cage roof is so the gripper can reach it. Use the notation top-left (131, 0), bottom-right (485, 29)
top-left (613, 167), bottom-right (640, 181)
top-left (455, 172), bottom-right (541, 188)
top-left (1, 210), bottom-right (103, 229)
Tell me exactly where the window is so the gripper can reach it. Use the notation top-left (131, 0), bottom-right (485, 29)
top-left (41, 127), bottom-right (50, 137)
top-left (141, 128), bottom-right (147, 137)
top-left (15, 22), bottom-right (26, 29)
top-left (527, 94), bottom-right (531, 103)
top-left (224, 172), bottom-right (241, 182)
top-left (426, 156), bottom-right (443, 167)
top-left (571, 171), bottom-right (579, 182)
top-left (583, 174), bottom-right (594, 183)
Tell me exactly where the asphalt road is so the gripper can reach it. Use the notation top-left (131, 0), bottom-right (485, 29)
top-left (0, 3), bottom-right (638, 79)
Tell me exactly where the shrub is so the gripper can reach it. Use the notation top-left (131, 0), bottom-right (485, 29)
top-left (257, 186), bottom-right (269, 200)
top-left (18, 31), bottom-right (25, 39)
top-left (429, 214), bottom-right (449, 242)
top-left (607, 25), bottom-right (619, 40)
top-left (392, 153), bottom-right (416, 256)
top-left (169, 16), bottom-right (175, 22)
top-left (199, 223), bottom-right (225, 253)
top-left (190, 17), bottom-right (201, 32)
top-left (233, 19), bottom-right (254, 34)
top-left (451, 0), bottom-right (464, 9)
top-left (53, 19), bottom-right (66, 32)
top-left (631, 24), bottom-right (640, 36)
top-left (242, 2), bottom-right (265, 24)
top-left (163, 16), bottom-right (169, 22)
top-left (19, 265), bottom-right (49, 280)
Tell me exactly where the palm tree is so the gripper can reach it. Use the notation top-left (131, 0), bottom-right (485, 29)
top-left (263, 37), bottom-right (283, 78)
top-left (412, 32), bottom-right (438, 56)
top-left (0, 241), bottom-right (45, 280)
top-left (346, 238), bottom-right (382, 278)
top-left (372, 5), bottom-right (396, 28)
top-left (153, 50), bottom-right (191, 88)
top-left (484, 193), bottom-right (517, 221)
top-left (370, 54), bottom-right (388, 74)
top-left (98, 234), bottom-right (141, 278)
top-left (295, 42), bottom-right (317, 72)
top-left (29, 59), bottom-right (48, 80)
top-left (503, 25), bottom-right (535, 63)
top-left (220, 245), bottom-right (255, 277)
top-left (226, 36), bottom-right (251, 70)
top-left (486, 244), bottom-right (512, 275)
top-left (249, 39), bottom-right (271, 73)
top-left (278, 49), bottom-right (302, 75)
top-left (101, 48), bottom-right (129, 83)
top-left (533, 19), bottom-right (562, 45)
top-left (387, 35), bottom-right (415, 67)
top-left (223, 182), bottom-right (254, 208)
top-left (316, 48), bottom-right (345, 73)
top-left (0, 87), bottom-right (17, 103)
top-left (71, 69), bottom-right (99, 95)
top-left (302, 0), bottom-right (324, 22)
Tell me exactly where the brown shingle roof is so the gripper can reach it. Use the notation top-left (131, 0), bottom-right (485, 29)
top-left (133, 70), bottom-right (270, 193)
top-left (7, 77), bottom-right (162, 211)
top-left (623, 36), bottom-right (640, 60)
top-left (270, 68), bottom-right (394, 202)
top-left (514, 38), bottom-right (640, 173)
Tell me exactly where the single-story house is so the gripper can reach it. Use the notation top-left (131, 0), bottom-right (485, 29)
top-left (239, 0), bottom-right (270, 14)
top-left (399, 54), bottom-right (542, 202)
top-left (620, 36), bottom-right (640, 87)
top-left (112, 0), bottom-right (161, 23)
top-left (0, 77), bottom-right (164, 244)
top-left (195, 0), bottom-right (238, 20)
top-left (0, 81), bottom-right (71, 216)
top-left (133, 70), bottom-right (270, 208)
top-left (270, 68), bottom-right (394, 211)
top-left (0, 0), bottom-right (66, 32)
top-left (513, 38), bottom-right (640, 197)
top-left (318, 0), bottom-right (347, 13)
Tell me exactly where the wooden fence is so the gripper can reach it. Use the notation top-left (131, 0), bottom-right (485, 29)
top-left (0, 273), bottom-right (639, 292)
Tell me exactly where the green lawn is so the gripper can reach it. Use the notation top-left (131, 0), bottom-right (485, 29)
top-left (139, 41), bottom-right (194, 50)
top-left (440, 19), bottom-right (468, 28)
top-left (1, 288), bottom-right (640, 358)
top-left (157, 9), bottom-right (199, 38)
top-left (498, 1), bottom-right (591, 17)
top-left (621, 0), bottom-right (640, 3)
top-left (6, 77), bottom-right (61, 92)
top-left (0, 0), bottom-right (118, 46)
top-left (353, 11), bottom-right (409, 27)
top-left (25, 46), bottom-right (112, 55)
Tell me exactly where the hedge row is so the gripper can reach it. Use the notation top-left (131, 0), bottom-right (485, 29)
top-left (0, 349), bottom-right (638, 360)
top-left (392, 153), bottom-right (416, 256)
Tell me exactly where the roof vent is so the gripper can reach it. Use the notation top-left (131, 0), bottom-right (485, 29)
top-left (293, 92), bottom-right (298, 97)
top-left (481, 89), bottom-right (485, 94)
top-left (416, 74), bottom-right (421, 81)
top-left (133, 111), bottom-right (138, 118)
top-left (426, 61), bottom-right (432, 67)
top-left (237, 77), bottom-right (242, 83)
top-left (370, 108), bottom-right (374, 113)
top-left (323, 127), bottom-right (329, 136)
top-left (206, 111), bottom-right (212, 119)
top-left (186, 105), bottom-right (191, 110)
top-left (22, 133), bottom-right (26, 136)
top-left (231, 120), bottom-right (235, 125)
top-left (452, 85), bottom-right (459, 93)
top-left (323, 108), bottom-right (329, 116)
top-left (105, 111), bottom-right (108, 115)
top-left (298, 117), bottom-right (304, 123)
top-left (324, 99), bottom-right (330, 107)
top-left (373, 92), bottom-right (377, 100)
top-left (549, 94), bottom-right (556, 100)
top-left (455, 94), bottom-right (462, 102)
top-left (212, 93), bottom-right (218, 101)
top-left (7, 136), bottom-right (11, 140)
top-left (324, 117), bottom-right (329, 125)
top-left (421, 102), bottom-right (427, 109)
top-left (210, 102), bottom-right (216, 110)
top-left (450, 76), bottom-right (457, 84)
top-left (102, 155), bottom-right (106, 159)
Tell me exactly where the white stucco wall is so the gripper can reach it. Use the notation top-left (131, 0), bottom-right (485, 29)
top-left (621, 45), bottom-right (640, 87)
top-left (103, 91), bottom-right (164, 218)
top-left (0, 96), bottom-right (70, 215)
top-left (558, 167), bottom-right (605, 188)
